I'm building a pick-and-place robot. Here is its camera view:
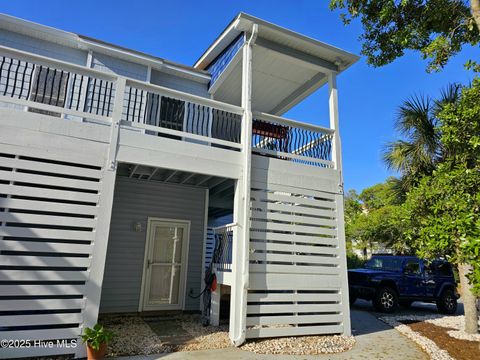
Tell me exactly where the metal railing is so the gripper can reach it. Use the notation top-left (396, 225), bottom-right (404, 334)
top-left (212, 223), bottom-right (236, 272)
top-left (252, 111), bottom-right (335, 168)
top-left (0, 45), bottom-right (243, 151)
top-left (120, 79), bottom-right (243, 149)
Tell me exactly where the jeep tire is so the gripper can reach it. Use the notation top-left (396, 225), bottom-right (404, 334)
top-left (373, 286), bottom-right (398, 313)
top-left (437, 288), bottom-right (457, 314)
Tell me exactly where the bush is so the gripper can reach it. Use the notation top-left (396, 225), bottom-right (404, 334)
top-left (347, 252), bottom-right (365, 269)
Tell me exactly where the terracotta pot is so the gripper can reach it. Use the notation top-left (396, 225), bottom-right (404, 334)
top-left (86, 342), bottom-right (107, 360)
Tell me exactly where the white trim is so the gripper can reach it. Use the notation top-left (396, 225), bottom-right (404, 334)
top-left (200, 188), bottom-right (209, 311)
top-left (139, 218), bottom-right (191, 312)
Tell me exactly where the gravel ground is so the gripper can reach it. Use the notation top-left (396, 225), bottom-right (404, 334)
top-left (379, 315), bottom-right (453, 360)
top-left (379, 314), bottom-right (480, 360)
top-left (424, 315), bottom-right (480, 342)
top-left (100, 314), bottom-right (355, 356)
top-left (241, 335), bottom-right (355, 355)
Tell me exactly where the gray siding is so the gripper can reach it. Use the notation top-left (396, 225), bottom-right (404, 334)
top-left (92, 53), bottom-right (148, 81)
top-left (150, 69), bottom-right (209, 97)
top-left (100, 177), bottom-right (206, 313)
top-left (0, 29), bottom-right (88, 65)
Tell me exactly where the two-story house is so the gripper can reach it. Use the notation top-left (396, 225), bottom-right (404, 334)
top-left (0, 12), bottom-right (358, 358)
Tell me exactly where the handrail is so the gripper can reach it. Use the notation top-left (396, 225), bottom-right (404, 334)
top-left (212, 222), bottom-right (238, 231)
top-left (0, 45), bottom-right (117, 81)
top-left (253, 111), bottom-right (334, 135)
top-left (126, 78), bottom-right (244, 115)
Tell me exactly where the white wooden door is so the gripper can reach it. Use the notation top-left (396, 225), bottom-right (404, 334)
top-left (141, 219), bottom-right (190, 311)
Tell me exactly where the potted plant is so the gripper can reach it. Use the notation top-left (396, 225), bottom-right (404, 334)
top-left (81, 324), bottom-right (114, 360)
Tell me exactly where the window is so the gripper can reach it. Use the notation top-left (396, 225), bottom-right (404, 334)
top-left (404, 260), bottom-right (421, 275)
top-left (364, 257), bottom-right (403, 271)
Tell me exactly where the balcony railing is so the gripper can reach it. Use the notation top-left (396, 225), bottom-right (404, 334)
top-left (0, 46), bottom-right (336, 167)
top-left (252, 111), bottom-right (335, 168)
top-left (0, 45), bottom-right (243, 151)
top-left (211, 223), bottom-right (235, 272)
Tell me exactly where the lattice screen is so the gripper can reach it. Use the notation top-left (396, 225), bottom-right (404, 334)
top-left (247, 156), bottom-right (345, 338)
top-left (0, 145), bottom-right (103, 358)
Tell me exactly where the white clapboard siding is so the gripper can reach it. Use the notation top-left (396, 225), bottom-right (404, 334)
top-left (0, 198), bottom-right (99, 216)
top-left (246, 325), bottom-right (343, 339)
top-left (0, 299), bottom-right (85, 311)
top-left (0, 156), bottom-right (102, 179)
top-left (246, 154), bottom-right (346, 339)
top-left (0, 170), bottom-right (100, 191)
top-left (246, 314), bottom-right (343, 326)
top-left (2, 284), bottom-right (85, 296)
top-left (0, 270), bottom-right (89, 281)
top-left (250, 241), bottom-right (338, 255)
top-left (0, 144), bottom-right (103, 359)
top-left (0, 313), bottom-right (83, 327)
top-left (0, 255), bottom-right (90, 268)
top-left (249, 231), bottom-right (337, 246)
top-left (247, 292), bottom-right (341, 302)
top-left (0, 227), bottom-right (95, 241)
top-left (0, 213), bottom-right (95, 228)
top-left (0, 184), bottom-right (100, 203)
top-left (0, 240), bottom-right (93, 254)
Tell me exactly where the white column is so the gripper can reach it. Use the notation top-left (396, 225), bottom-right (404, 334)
top-left (229, 26), bottom-right (256, 346)
top-left (76, 77), bottom-right (124, 358)
top-left (328, 72), bottom-right (351, 336)
top-left (210, 284), bottom-right (221, 326)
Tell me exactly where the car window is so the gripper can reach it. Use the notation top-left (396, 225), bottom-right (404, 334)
top-left (404, 260), bottom-right (421, 275)
top-left (364, 257), bottom-right (403, 271)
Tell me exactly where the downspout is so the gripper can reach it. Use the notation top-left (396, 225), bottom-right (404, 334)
top-left (234, 22), bottom-right (258, 347)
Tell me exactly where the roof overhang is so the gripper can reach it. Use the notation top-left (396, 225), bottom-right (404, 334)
top-left (194, 12), bottom-right (359, 74)
top-left (194, 13), bottom-right (359, 115)
top-left (0, 13), bottom-right (210, 83)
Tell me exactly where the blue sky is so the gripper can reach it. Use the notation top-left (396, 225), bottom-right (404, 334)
top-left (2, 0), bottom-right (478, 191)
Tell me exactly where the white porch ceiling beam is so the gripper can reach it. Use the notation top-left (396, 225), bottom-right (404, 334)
top-left (208, 177), bottom-right (228, 189)
top-left (255, 37), bottom-right (338, 74)
top-left (196, 175), bottom-right (213, 186)
top-left (269, 72), bottom-right (326, 115)
top-left (129, 164), bottom-right (139, 178)
top-left (180, 172), bottom-right (196, 184)
top-left (163, 170), bottom-right (178, 182)
top-left (210, 180), bottom-right (233, 196)
top-left (147, 167), bottom-right (159, 180)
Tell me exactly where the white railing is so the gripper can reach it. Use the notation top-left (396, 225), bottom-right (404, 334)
top-left (252, 111), bottom-right (335, 168)
top-left (0, 45), bottom-right (243, 151)
top-left (212, 223), bottom-right (236, 272)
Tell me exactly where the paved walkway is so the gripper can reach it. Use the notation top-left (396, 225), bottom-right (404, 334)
top-left (115, 309), bottom-right (427, 360)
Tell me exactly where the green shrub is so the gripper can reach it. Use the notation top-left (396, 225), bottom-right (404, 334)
top-left (347, 252), bottom-right (365, 269)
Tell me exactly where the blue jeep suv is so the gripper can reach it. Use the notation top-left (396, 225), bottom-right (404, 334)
top-left (348, 255), bottom-right (458, 314)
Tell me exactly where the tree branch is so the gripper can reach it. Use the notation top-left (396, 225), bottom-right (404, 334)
top-left (471, 0), bottom-right (480, 31)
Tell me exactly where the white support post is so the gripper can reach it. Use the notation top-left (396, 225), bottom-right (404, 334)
top-left (210, 284), bottom-right (221, 326)
top-left (76, 77), bottom-right (124, 358)
top-left (328, 72), bottom-right (351, 336)
top-left (229, 25), bottom-right (257, 347)
top-left (107, 77), bottom-right (126, 170)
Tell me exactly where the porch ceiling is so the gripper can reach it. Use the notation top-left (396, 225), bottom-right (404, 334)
top-left (211, 45), bottom-right (326, 115)
top-left (117, 163), bottom-right (234, 217)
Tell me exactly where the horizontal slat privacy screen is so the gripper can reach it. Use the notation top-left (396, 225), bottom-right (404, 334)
top-left (0, 145), bottom-right (103, 358)
top-left (247, 155), bottom-right (344, 338)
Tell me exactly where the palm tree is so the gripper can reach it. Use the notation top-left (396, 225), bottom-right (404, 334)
top-left (383, 84), bottom-right (461, 193)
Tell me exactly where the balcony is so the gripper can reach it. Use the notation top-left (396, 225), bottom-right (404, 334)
top-left (0, 45), bottom-right (335, 168)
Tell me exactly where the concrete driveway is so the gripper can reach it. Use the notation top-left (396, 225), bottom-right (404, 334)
top-left (115, 306), bottom-right (428, 360)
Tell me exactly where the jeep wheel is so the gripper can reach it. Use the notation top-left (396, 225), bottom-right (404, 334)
top-left (437, 288), bottom-right (457, 314)
top-left (373, 286), bottom-right (398, 313)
